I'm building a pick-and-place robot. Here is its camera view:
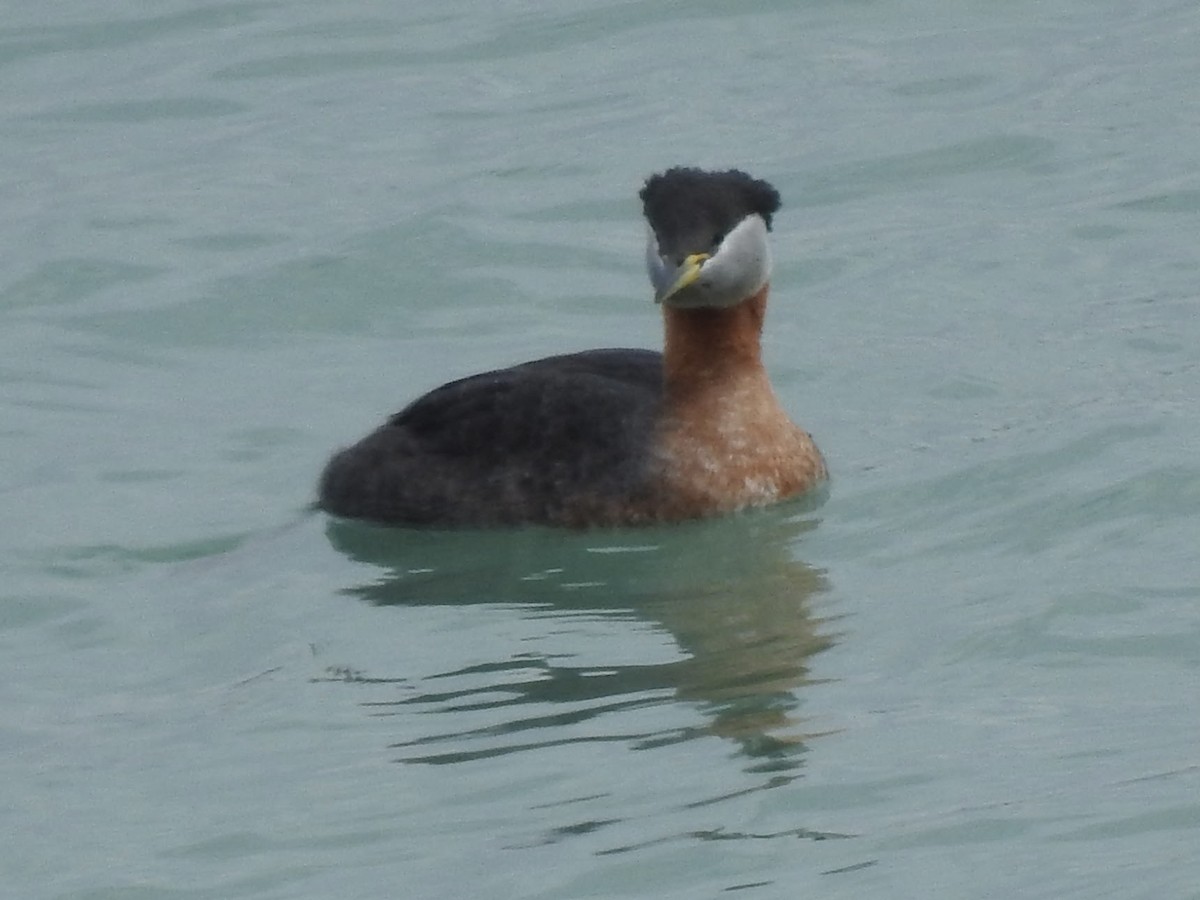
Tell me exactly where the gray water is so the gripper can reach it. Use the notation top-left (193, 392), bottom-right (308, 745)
top-left (3, 1), bottom-right (1200, 898)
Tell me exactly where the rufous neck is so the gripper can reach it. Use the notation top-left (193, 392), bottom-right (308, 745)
top-left (661, 284), bottom-right (770, 396)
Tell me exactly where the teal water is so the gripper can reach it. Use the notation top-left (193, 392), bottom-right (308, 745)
top-left (3, 1), bottom-right (1200, 898)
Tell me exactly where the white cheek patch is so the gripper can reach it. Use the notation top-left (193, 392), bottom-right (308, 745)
top-left (695, 214), bottom-right (771, 304)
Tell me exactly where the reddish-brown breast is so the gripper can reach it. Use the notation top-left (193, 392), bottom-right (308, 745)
top-left (646, 285), bottom-right (826, 521)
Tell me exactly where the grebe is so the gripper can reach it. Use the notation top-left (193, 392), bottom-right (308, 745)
top-left (318, 167), bottom-right (826, 528)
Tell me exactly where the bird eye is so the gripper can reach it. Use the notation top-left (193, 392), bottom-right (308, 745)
top-left (711, 230), bottom-right (726, 249)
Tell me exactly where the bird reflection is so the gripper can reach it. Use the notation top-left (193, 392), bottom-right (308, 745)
top-left (323, 502), bottom-right (838, 773)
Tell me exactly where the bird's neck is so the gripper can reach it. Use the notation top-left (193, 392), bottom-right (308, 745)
top-left (652, 281), bottom-right (823, 519)
top-left (661, 284), bottom-right (770, 401)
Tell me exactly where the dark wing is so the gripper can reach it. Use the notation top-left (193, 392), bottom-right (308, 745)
top-left (318, 349), bottom-right (663, 527)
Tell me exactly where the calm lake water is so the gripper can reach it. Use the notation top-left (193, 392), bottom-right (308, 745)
top-left (3, 1), bottom-right (1199, 898)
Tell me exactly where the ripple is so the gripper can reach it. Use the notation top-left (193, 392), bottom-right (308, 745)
top-left (0, 2), bottom-right (269, 64)
top-left (2, 259), bottom-right (164, 310)
top-left (1115, 189), bottom-right (1200, 214)
top-left (797, 135), bottom-right (1057, 207)
top-left (28, 97), bottom-right (246, 123)
top-left (891, 73), bottom-right (991, 97)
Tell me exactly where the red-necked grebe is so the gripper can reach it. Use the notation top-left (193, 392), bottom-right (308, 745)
top-left (318, 167), bottom-right (826, 528)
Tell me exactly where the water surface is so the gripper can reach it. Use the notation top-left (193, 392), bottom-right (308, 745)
top-left (3, 1), bottom-right (1199, 898)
